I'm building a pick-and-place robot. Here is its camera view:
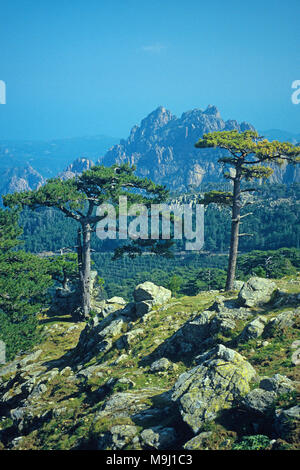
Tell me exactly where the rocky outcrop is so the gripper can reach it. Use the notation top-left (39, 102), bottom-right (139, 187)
top-left (134, 282), bottom-right (172, 304)
top-left (58, 158), bottom-right (94, 181)
top-left (133, 282), bottom-right (171, 318)
top-left (263, 308), bottom-right (299, 337)
top-left (241, 374), bottom-right (295, 416)
top-left (153, 297), bottom-right (254, 361)
top-left (274, 406), bottom-right (300, 441)
top-left (1, 277), bottom-right (299, 451)
top-left (72, 282), bottom-right (172, 361)
top-left (238, 277), bottom-right (277, 307)
top-left (239, 316), bottom-right (268, 342)
top-left (97, 424), bottom-right (139, 450)
top-left (183, 432), bottom-right (213, 450)
top-left (149, 358), bottom-right (177, 373)
top-left (140, 426), bottom-right (177, 449)
top-left (0, 165), bottom-right (45, 196)
top-left (171, 345), bottom-right (256, 434)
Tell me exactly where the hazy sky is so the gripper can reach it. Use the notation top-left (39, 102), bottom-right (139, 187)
top-left (0, 0), bottom-right (299, 140)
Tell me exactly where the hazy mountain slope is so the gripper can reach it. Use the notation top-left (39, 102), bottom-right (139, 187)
top-left (0, 165), bottom-right (45, 196)
top-left (0, 135), bottom-right (118, 178)
top-left (261, 129), bottom-right (300, 144)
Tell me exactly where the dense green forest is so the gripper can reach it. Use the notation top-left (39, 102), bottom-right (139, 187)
top-left (16, 182), bottom-right (300, 300)
top-left (20, 183), bottom-right (300, 254)
top-left (93, 247), bottom-right (300, 300)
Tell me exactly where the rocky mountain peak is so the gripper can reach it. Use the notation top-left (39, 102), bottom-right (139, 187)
top-left (58, 158), bottom-right (95, 180)
top-left (203, 104), bottom-right (221, 118)
top-left (102, 105), bottom-right (259, 189)
top-left (0, 164), bottom-right (45, 197)
top-left (139, 106), bottom-right (175, 133)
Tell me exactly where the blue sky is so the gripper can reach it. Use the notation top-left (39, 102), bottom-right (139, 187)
top-left (0, 0), bottom-right (299, 140)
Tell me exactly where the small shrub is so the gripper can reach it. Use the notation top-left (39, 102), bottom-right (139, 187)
top-left (232, 434), bottom-right (270, 450)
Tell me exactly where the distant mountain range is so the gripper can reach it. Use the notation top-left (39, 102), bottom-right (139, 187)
top-left (0, 135), bottom-right (118, 176)
top-left (0, 106), bottom-right (299, 196)
top-left (0, 135), bottom-right (118, 196)
top-left (102, 105), bottom-right (299, 189)
top-left (260, 129), bottom-right (300, 144)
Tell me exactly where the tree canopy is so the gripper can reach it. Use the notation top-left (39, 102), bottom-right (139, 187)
top-left (195, 130), bottom-right (300, 290)
top-left (3, 164), bottom-right (171, 319)
top-left (0, 209), bottom-right (52, 359)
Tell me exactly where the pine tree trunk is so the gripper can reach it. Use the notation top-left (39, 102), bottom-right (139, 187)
top-left (225, 169), bottom-right (242, 291)
top-left (81, 223), bottom-right (91, 318)
top-left (77, 225), bottom-right (91, 319)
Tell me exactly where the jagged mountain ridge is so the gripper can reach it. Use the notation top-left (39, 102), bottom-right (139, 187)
top-left (0, 165), bottom-right (46, 196)
top-left (0, 106), bottom-right (299, 197)
top-left (58, 158), bottom-right (95, 180)
top-left (101, 105), bottom-right (300, 189)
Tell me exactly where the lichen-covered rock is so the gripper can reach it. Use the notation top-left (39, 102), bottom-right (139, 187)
top-left (97, 424), bottom-right (138, 450)
top-left (98, 318), bottom-right (126, 339)
top-left (264, 309), bottom-right (299, 337)
top-left (238, 277), bottom-right (277, 307)
top-left (106, 297), bottom-right (127, 305)
top-left (150, 357), bottom-right (175, 372)
top-left (73, 313), bottom-right (127, 361)
top-left (183, 432), bottom-right (213, 450)
top-left (274, 406), bottom-right (300, 440)
top-left (76, 364), bottom-right (104, 380)
top-left (259, 374), bottom-right (295, 395)
top-left (10, 406), bottom-right (52, 433)
top-left (157, 311), bottom-right (214, 359)
top-left (241, 389), bottom-right (277, 414)
top-left (210, 312), bottom-right (237, 335)
top-left (157, 302), bottom-right (253, 360)
top-left (140, 426), bottom-right (177, 449)
top-left (116, 328), bottom-right (144, 350)
top-left (239, 316), bottom-right (268, 342)
top-left (94, 391), bottom-right (153, 420)
top-left (134, 282), bottom-right (171, 305)
top-left (291, 348), bottom-right (300, 366)
top-left (241, 374), bottom-right (295, 415)
top-left (233, 280), bottom-right (244, 291)
top-left (171, 344), bottom-right (256, 434)
top-left (135, 301), bottom-right (154, 317)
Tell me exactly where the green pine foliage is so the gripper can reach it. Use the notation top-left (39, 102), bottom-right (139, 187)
top-left (232, 435), bottom-right (271, 450)
top-left (0, 209), bottom-right (53, 360)
top-left (18, 183), bottom-right (300, 254)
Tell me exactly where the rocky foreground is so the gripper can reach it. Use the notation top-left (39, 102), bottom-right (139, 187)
top-left (0, 277), bottom-right (299, 450)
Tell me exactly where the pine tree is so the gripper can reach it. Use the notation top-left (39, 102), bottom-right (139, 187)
top-left (3, 164), bottom-right (169, 319)
top-left (195, 130), bottom-right (300, 290)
